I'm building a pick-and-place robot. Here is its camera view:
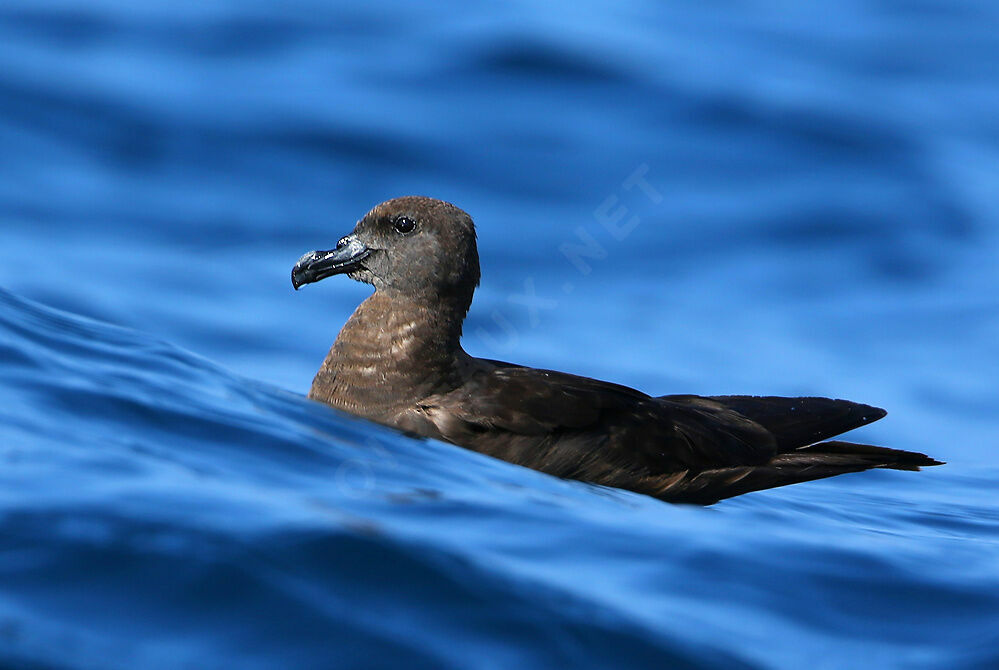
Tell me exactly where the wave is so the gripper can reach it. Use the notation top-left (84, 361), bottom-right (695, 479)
top-left (2, 288), bottom-right (997, 669)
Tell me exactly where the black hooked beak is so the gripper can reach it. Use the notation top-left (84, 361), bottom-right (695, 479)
top-left (291, 236), bottom-right (371, 290)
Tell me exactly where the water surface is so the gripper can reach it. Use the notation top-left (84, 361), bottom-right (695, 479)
top-left (1, 1), bottom-right (998, 668)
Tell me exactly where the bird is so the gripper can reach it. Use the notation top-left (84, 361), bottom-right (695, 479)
top-left (292, 196), bottom-right (941, 504)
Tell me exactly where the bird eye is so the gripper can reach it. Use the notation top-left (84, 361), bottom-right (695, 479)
top-left (393, 216), bottom-right (417, 235)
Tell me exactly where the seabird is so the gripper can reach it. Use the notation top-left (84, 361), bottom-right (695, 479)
top-left (292, 196), bottom-right (941, 504)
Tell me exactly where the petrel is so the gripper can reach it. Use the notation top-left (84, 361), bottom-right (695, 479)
top-left (292, 196), bottom-right (941, 504)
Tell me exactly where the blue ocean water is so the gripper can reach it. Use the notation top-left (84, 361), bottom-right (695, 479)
top-left (2, 1), bottom-right (999, 668)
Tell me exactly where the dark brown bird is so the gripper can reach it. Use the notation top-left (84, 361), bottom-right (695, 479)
top-left (292, 196), bottom-right (941, 504)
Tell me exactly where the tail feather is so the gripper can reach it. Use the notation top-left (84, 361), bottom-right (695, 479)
top-left (709, 395), bottom-right (887, 452)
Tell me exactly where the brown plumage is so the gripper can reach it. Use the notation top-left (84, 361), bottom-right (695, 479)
top-left (292, 196), bottom-right (942, 504)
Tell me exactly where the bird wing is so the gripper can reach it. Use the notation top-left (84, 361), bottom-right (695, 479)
top-left (418, 363), bottom-right (781, 473)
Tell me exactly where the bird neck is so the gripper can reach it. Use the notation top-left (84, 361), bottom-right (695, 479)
top-left (309, 290), bottom-right (469, 419)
